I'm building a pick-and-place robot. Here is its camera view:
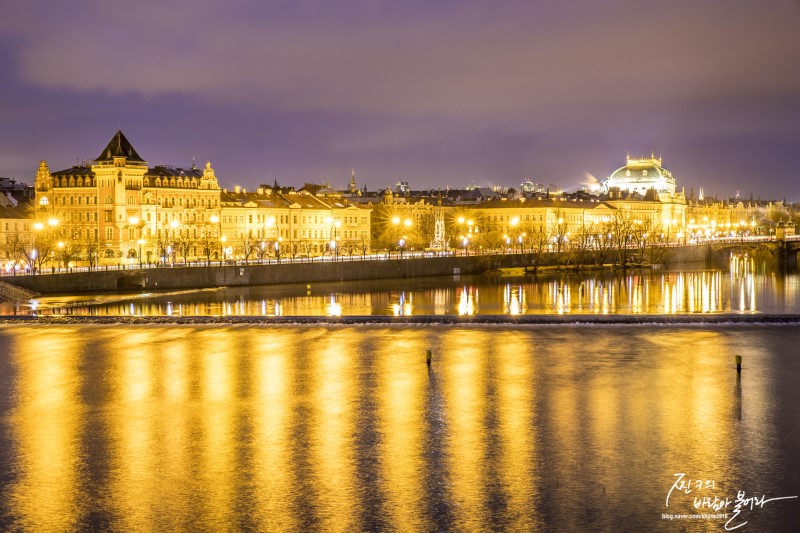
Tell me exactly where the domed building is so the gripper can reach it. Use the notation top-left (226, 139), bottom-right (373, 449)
top-left (606, 155), bottom-right (677, 195)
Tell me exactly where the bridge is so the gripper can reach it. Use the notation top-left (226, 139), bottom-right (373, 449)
top-left (707, 237), bottom-right (800, 268)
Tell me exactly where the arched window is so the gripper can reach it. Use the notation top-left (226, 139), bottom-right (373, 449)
top-left (105, 249), bottom-right (115, 258)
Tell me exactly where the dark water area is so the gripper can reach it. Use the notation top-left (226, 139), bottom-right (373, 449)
top-left (5, 259), bottom-right (800, 318)
top-left (1, 324), bottom-right (798, 531)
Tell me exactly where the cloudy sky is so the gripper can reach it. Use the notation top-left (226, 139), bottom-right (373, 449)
top-left (1, 0), bottom-right (799, 198)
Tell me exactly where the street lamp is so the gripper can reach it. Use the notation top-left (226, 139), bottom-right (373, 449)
top-left (169, 220), bottom-right (180, 264)
top-left (136, 239), bottom-right (145, 268)
top-left (220, 235), bottom-right (227, 265)
top-left (326, 218), bottom-right (341, 258)
top-left (57, 241), bottom-right (64, 271)
top-left (390, 216), bottom-right (411, 256)
top-left (210, 214), bottom-right (221, 265)
top-left (399, 236), bottom-right (406, 258)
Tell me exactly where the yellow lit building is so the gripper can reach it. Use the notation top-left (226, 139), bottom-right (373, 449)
top-left (31, 130), bottom-right (371, 267)
top-left (0, 206), bottom-right (34, 273)
top-left (220, 187), bottom-right (371, 259)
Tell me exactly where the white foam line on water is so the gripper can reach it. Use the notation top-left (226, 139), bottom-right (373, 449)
top-left (3, 314), bottom-right (800, 327)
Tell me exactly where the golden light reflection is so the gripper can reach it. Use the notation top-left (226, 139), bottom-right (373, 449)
top-left (311, 329), bottom-right (358, 531)
top-left (647, 330), bottom-right (741, 496)
top-left (503, 284), bottom-right (527, 315)
top-left (376, 329), bottom-right (427, 531)
top-left (441, 329), bottom-right (488, 531)
top-left (457, 287), bottom-right (476, 315)
top-left (106, 330), bottom-right (159, 532)
top-left (195, 329), bottom-right (237, 530)
top-left (250, 329), bottom-right (297, 531)
top-left (0, 325), bottom-right (788, 531)
top-left (495, 333), bottom-right (538, 529)
top-left (327, 294), bottom-right (342, 316)
top-left (8, 327), bottom-right (83, 532)
top-left (391, 292), bottom-right (414, 316)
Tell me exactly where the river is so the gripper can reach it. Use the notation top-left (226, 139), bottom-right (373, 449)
top-left (1, 262), bottom-right (799, 531)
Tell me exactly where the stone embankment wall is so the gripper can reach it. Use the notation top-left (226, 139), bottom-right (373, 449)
top-left (0, 245), bottom-right (712, 296)
top-left (0, 281), bottom-right (40, 302)
top-left (1, 254), bottom-right (517, 295)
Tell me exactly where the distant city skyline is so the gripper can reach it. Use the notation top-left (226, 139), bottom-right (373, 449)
top-left (1, 1), bottom-right (798, 199)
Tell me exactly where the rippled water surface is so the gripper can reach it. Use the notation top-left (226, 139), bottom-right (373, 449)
top-left (1, 325), bottom-right (798, 531)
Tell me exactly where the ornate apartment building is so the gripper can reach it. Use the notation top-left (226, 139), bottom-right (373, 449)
top-left (31, 130), bottom-right (371, 266)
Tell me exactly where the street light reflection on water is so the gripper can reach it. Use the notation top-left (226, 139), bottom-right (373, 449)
top-left (1, 325), bottom-right (798, 531)
top-left (11, 260), bottom-right (800, 317)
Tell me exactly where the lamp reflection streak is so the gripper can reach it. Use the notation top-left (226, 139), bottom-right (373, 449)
top-left (377, 331), bottom-right (426, 530)
top-left (442, 330), bottom-right (489, 531)
top-left (197, 330), bottom-right (236, 529)
top-left (107, 331), bottom-right (158, 532)
top-left (251, 331), bottom-right (297, 531)
top-left (9, 329), bottom-right (82, 533)
top-left (496, 334), bottom-right (538, 529)
top-left (311, 332), bottom-right (358, 531)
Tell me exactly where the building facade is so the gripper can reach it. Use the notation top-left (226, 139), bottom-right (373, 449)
top-left (31, 130), bottom-right (371, 267)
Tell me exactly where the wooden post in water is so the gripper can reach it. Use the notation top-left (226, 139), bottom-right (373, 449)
top-left (426, 350), bottom-right (432, 366)
top-left (735, 355), bottom-right (742, 373)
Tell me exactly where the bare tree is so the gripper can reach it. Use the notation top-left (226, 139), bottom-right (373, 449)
top-left (359, 235), bottom-right (370, 257)
top-left (237, 233), bottom-right (258, 262)
top-left (255, 240), bottom-right (271, 263)
top-left (85, 239), bottom-right (100, 269)
top-left (524, 224), bottom-right (551, 273)
top-left (175, 234), bottom-right (193, 264)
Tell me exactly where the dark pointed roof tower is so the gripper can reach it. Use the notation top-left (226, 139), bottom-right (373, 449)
top-left (93, 130), bottom-right (145, 163)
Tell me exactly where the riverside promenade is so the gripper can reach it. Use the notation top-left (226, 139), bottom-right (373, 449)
top-left (1, 245), bottom-right (712, 296)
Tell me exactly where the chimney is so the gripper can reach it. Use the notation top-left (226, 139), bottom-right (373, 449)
top-left (234, 185), bottom-right (241, 194)
top-left (257, 187), bottom-right (264, 195)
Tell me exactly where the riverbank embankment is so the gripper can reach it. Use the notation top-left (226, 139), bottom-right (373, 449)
top-left (0, 244), bottom-right (714, 297)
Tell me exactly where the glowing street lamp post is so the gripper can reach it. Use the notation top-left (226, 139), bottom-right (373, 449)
top-left (169, 220), bottom-right (180, 265)
top-left (391, 217), bottom-right (411, 258)
top-left (57, 241), bottom-right (64, 271)
top-left (325, 218), bottom-right (341, 259)
top-left (32, 221), bottom-right (45, 273)
top-left (136, 239), bottom-right (145, 268)
top-left (210, 215), bottom-right (222, 265)
top-left (128, 216), bottom-right (144, 267)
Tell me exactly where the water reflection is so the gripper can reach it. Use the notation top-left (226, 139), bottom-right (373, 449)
top-left (2, 325), bottom-right (798, 531)
top-left (7, 262), bottom-right (799, 318)
top-left (7, 329), bottom-right (83, 532)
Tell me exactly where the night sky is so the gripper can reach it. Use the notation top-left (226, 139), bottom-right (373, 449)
top-left (1, 0), bottom-right (799, 199)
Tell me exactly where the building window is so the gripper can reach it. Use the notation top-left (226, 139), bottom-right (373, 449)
top-left (40, 197), bottom-right (48, 205)
top-left (106, 228), bottom-right (113, 240)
